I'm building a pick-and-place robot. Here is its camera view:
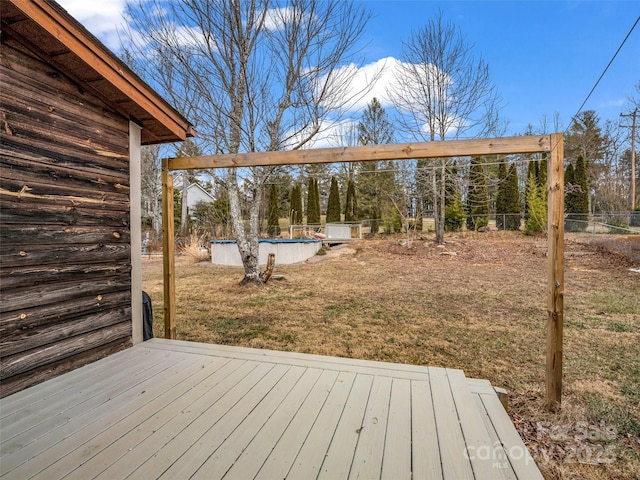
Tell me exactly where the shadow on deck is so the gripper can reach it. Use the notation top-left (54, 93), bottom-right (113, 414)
top-left (0, 339), bottom-right (543, 479)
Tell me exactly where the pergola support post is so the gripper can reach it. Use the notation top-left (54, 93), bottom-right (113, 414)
top-left (162, 159), bottom-right (177, 339)
top-left (546, 133), bottom-right (565, 411)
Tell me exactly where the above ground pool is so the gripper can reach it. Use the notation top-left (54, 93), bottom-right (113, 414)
top-left (210, 238), bottom-right (322, 266)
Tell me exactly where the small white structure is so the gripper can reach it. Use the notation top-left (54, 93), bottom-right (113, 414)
top-left (211, 239), bottom-right (322, 266)
top-left (326, 223), bottom-right (353, 240)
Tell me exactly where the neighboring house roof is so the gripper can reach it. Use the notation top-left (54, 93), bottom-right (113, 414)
top-left (186, 183), bottom-right (215, 209)
top-left (2, 0), bottom-right (195, 145)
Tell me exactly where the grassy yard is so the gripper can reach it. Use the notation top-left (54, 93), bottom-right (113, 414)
top-left (142, 232), bottom-right (639, 480)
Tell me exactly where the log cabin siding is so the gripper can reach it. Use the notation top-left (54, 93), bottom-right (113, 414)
top-left (0, 39), bottom-right (134, 397)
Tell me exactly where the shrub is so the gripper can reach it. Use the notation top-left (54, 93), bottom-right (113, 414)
top-left (445, 198), bottom-right (464, 232)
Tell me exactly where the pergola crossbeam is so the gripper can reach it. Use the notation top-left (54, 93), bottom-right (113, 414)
top-left (167, 135), bottom-right (552, 171)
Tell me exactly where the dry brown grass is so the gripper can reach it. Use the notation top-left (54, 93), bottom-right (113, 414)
top-left (142, 231), bottom-right (640, 480)
top-left (179, 231), bottom-right (211, 263)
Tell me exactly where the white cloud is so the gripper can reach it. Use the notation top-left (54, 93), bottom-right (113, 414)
top-left (165, 25), bottom-right (207, 48)
top-left (284, 119), bottom-right (358, 150)
top-left (57, 0), bottom-right (127, 50)
top-left (263, 7), bottom-right (294, 31)
top-left (599, 98), bottom-right (625, 108)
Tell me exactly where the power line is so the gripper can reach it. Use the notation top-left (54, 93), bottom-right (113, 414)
top-left (565, 15), bottom-right (640, 134)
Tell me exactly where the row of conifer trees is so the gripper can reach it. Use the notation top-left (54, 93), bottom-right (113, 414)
top-left (265, 155), bottom-right (590, 237)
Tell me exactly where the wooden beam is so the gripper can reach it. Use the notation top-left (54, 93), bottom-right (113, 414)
top-left (546, 133), bottom-right (565, 411)
top-left (167, 135), bottom-right (552, 170)
top-left (8, 0), bottom-right (193, 143)
top-left (161, 161), bottom-right (176, 339)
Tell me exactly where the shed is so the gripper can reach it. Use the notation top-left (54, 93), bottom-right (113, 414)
top-left (0, 0), bottom-right (194, 397)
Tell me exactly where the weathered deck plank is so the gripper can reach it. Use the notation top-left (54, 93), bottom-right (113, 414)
top-left (380, 378), bottom-right (412, 480)
top-left (0, 339), bottom-right (543, 480)
top-left (1, 349), bottom-right (186, 444)
top-left (251, 369), bottom-right (340, 479)
top-left (4, 354), bottom-right (214, 478)
top-left (316, 374), bottom-right (373, 480)
top-left (92, 359), bottom-right (255, 479)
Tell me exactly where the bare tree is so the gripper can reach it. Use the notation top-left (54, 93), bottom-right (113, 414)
top-left (140, 144), bottom-right (163, 234)
top-left (388, 11), bottom-right (501, 244)
top-left (123, 0), bottom-right (373, 284)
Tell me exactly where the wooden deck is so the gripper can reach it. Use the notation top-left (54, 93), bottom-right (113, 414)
top-left (0, 339), bottom-right (543, 479)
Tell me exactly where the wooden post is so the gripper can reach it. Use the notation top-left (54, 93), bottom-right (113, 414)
top-left (546, 133), bottom-right (564, 411)
top-left (161, 159), bottom-right (176, 339)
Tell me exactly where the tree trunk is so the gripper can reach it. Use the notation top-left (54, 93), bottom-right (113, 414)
top-left (180, 171), bottom-right (189, 235)
top-left (432, 172), bottom-right (442, 243)
top-left (228, 169), bottom-right (265, 285)
top-left (436, 159), bottom-right (446, 244)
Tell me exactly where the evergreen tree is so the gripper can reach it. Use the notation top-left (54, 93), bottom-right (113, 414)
top-left (370, 206), bottom-right (380, 234)
top-left (564, 163), bottom-right (575, 212)
top-left (326, 176), bottom-right (341, 223)
top-left (306, 177), bottom-right (321, 224)
top-left (444, 161), bottom-right (464, 231)
top-left (445, 196), bottom-right (464, 232)
top-left (574, 155), bottom-right (589, 216)
top-left (356, 98), bottom-right (395, 227)
top-left (564, 163), bottom-right (579, 232)
top-left (344, 179), bottom-right (358, 222)
top-left (504, 163), bottom-right (521, 230)
top-left (538, 154), bottom-right (548, 192)
top-left (565, 155), bottom-right (589, 232)
top-left (290, 183), bottom-right (303, 225)
top-left (466, 157), bottom-right (489, 230)
top-left (495, 158), bottom-right (508, 229)
top-left (525, 170), bottom-right (547, 234)
top-left (524, 160), bottom-right (537, 218)
top-left (266, 183), bottom-right (281, 237)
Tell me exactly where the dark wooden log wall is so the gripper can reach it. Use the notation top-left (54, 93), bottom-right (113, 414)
top-left (0, 39), bottom-right (133, 397)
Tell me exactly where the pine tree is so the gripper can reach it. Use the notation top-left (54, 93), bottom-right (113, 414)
top-left (504, 163), bottom-right (521, 230)
top-left (290, 183), bottom-right (303, 225)
top-left (344, 179), bottom-right (358, 222)
top-left (326, 176), bottom-right (341, 223)
top-left (306, 177), bottom-right (321, 225)
top-left (495, 158), bottom-right (508, 230)
top-left (466, 157), bottom-right (489, 230)
top-left (266, 183), bottom-right (281, 237)
top-left (356, 98), bottom-right (395, 227)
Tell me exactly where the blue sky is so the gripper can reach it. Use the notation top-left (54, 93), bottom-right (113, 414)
top-left (58, 0), bottom-right (639, 137)
top-left (359, 1), bottom-right (639, 133)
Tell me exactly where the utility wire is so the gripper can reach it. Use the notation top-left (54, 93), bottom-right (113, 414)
top-left (564, 15), bottom-right (640, 134)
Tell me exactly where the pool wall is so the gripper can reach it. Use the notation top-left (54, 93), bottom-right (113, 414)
top-left (210, 239), bottom-right (322, 266)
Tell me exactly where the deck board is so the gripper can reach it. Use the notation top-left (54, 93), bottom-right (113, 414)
top-left (0, 338), bottom-right (543, 480)
top-left (348, 376), bottom-right (392, 479)
top-left (316, 374), bottom-right (373, 480)
top-left (380, 378), bottom-right (412, 480)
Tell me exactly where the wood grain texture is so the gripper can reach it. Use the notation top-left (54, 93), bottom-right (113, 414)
top-left (0, 40), bottom-right (133, 395)
top-left (546, 133), bottom-right (565, 411)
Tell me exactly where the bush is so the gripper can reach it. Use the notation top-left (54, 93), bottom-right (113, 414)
top-left (445, 199), bottom-right (464, 232)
